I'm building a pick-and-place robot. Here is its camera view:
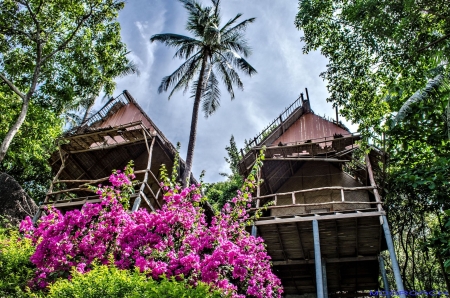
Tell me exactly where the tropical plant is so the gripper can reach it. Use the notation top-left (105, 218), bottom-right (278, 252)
top-left (0, 0), bottom-right (131, 163)
top-left (44, 265), bottom-right (223, 298)
top-left (0, 225), bottom-right (35, 296)
top-left (205, 135), bottom-right (243, 210)
top-left (296, 0), bottom-right (450, 290)
top-left (20, 157), bottom-right (283, 297)
top-left (150, 0), bottom-right (257, 186)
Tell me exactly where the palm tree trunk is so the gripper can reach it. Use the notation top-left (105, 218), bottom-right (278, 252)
top-left (182, 54), bottom-right (208, 187)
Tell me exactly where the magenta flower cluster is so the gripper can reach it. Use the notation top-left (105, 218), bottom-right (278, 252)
top-left (20, 167), bottom-right (283, 297)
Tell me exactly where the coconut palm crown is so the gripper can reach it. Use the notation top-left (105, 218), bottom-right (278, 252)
top-left (150, 0), bottom-right (256, 186)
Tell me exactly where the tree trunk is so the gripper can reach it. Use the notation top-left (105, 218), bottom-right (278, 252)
top-left (182, 54), bottom-right (208, 187)
top-left (81, 97), bottom-right (96, 124)
top-left (0, 97), bottom-right (30, 163)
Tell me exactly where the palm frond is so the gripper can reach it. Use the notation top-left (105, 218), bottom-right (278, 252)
top-left (179, 0), bottom-right (202, 13)
top-left (222, 32), bottom-right (251, 57)
top-left (165, 55), bottom-right (203, 99)
top-left (214, 56), bottom-right (247, 99)
top-left (173, 42), bottom-right (200, 59)
top-left (150, 34), bottom-right (201, 49)
top-left (118, 60), bottom-right (140, 78)
top-left (220, 13), bottom-right (243, 33)
top-left (221, 17), bottom-right (256, 36)
top-left (202, 67), bottom-right (221, 117)
top-left (158, 52), bottom-right (201, 94)
top-left (222, 50), bottom-right (256, 76)
top-left (392, 74), bottom-right (444, 127)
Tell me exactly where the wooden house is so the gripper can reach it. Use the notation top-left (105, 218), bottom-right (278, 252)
top-left (34, 90), bottom-right (193, 220)
top-left (239, 90), bottom-right (405, 298)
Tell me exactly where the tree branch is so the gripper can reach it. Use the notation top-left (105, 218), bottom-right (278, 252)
top-left (41, 6), bottom-right (95, 64)
top-left (0, 73), bottom-right (26, 99)
top-left (418, 32), bottom-right (450, 52)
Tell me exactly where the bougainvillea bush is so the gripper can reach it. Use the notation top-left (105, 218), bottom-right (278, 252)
top-left (20, 160), bottom-right (283, 297)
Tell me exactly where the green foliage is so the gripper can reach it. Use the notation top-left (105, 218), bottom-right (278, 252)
top-left (0, 225), bottom-right (35, 297)
top-left (297, 0), bottom-right (450, 288)
top-left (205, 136), bottom-right (243, 210)
top-left (296, 0), bottom-right (450, 137)
top-left (44, 264), bottom-right (222, 298)
top-left (0, 88), bottom-right (62, 200)
top-left (0, 0), bottom-right (133, 164)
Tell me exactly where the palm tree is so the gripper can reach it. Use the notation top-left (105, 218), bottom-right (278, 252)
top-left (150, 0), bottom-right (256, 186)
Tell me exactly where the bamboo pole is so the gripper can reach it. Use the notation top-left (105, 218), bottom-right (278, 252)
top-left (365, 155), bottom-right (383, 211)
top-left (45, 147), bottom-right (68, 203)
top-left (132, 134), bottom-right (156, 212)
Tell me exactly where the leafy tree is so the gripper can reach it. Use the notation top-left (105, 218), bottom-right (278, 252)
top-left (150, 0), bottom-right (256, 186)
top-left (295, 0), bottom-right (450, 136)
top-left (76, 59), bottom-right (140, 127)
top-left (205, 135), bottom-right (243, 209)
top-left (0, 0), bottom-right (132, 162)
top-left (0, 88), bottom-right (62, 200)
top-left (296, 0), bottom-right (450, 289)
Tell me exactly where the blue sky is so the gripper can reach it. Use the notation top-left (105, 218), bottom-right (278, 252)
top-left (112, 0), bottom-right (356, 182)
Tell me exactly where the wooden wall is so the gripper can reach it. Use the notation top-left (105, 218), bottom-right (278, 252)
top-left (271, 161), bottom-right (370, 216)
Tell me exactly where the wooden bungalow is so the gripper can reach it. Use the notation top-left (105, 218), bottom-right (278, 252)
top-left (34, 90), bottom-right (194, 220)
top-left (239, 90), bottom-right (405, 298)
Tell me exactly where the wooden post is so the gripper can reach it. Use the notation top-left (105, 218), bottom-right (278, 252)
top-left (132, 133), bottom-right (156, 212)
top-left (341, 189), bottom-right (345, 202)
top-left (365, 155), bottom-right (383, 211)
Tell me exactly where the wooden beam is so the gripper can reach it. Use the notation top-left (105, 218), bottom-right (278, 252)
top-left (265, 158), bottom-right (350, 162)
top-left (255, 211), bottom-right (385, 226)
top-left (62, 121), bottom-right (143, 141)
top-left (273, 256), bottom-right (377, 266)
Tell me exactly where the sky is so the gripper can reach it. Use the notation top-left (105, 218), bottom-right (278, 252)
top-left (112, 0), bottom-right (356, 183)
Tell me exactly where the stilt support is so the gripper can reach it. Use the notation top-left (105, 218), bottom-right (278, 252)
top-left (251, 224), bottom-right (257, 237)
top-left (322, 259), bottom-right (328, 297)
top-left (379, 255), bottom-right (391, 297)
top-left (382, 215), bottom-right (405, 298)
top-left (313, 219), bottom-right (324, 298)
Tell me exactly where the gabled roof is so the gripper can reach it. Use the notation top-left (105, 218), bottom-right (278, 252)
top-left (50, 91), bottom-right (193, 189)
top-left (238, 90), bottom-right (361, 194)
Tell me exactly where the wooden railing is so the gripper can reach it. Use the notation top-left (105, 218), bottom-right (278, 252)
top-left (244, 97), bottom-right (302, 150)
top-left (251, 185), bottom-right (382, 212)
top-left (84, 93), bottom-right (128, 127)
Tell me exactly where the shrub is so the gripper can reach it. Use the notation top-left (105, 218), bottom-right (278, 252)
top-left (44, 264), bottom-right (222, 298)
top-left (21, 157), bottom-right (283, 297)
top-left (0, 226), bottom-right (35, 296)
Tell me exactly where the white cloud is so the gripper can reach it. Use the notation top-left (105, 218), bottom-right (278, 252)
top-left (112, 0), bottom-right (357, 183)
